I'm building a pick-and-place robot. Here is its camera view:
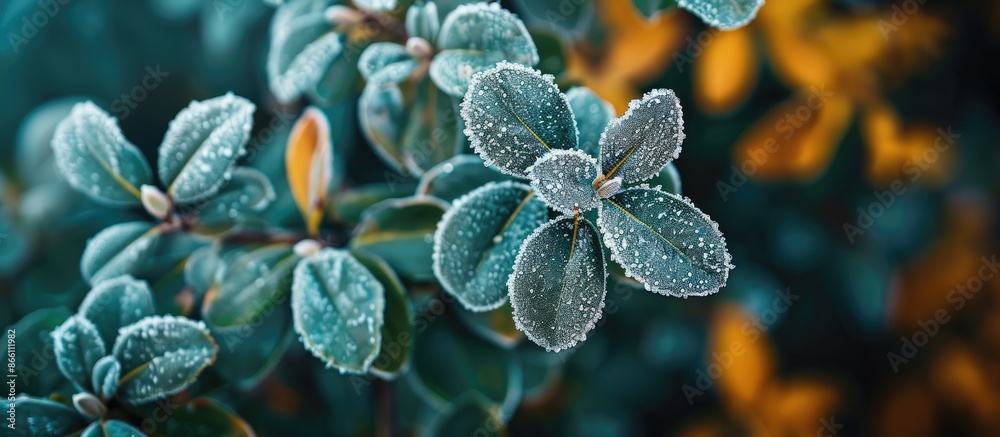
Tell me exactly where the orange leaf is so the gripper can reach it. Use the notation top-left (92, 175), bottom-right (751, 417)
top-left (710, 304), bottom-right (776, 410)
top-left (862, 102), bottom-right (954, 187)
top-left (694, 27), bottom-right (758, 114)
top-left (286, 107), bottom-right (334, 236)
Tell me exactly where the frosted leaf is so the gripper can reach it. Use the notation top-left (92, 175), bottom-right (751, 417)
top-left (81, 222), bottom-right (161, 285)
top-left (433, 181), bottom-right (548, 311)
top-left (357, 42), bottom-right (413, 82)
top-left (358, 81), bottom-right (407, 174)
top-left (195, 167), bottom-right (277, 226)
top-left (527, 149), bottom-right (601, 215)
top-left (81, 419), bottom-right (146, 437)
top-left (113, 315), bottom-right (218, 404)
top-left (291, 248), bottom-right (386, 373)
top-left (79, 275), bottom-right (156, 348)
top-left (461, 62), bottom-right (577, 178)
top-left (431, 3), bottom-right (539, 97)
top-left (597, 187), bottom-right (732, 296)
top-left (599, 89), bottom-right (684, 184)
top-left (0, 396), bottom-right (87, 436)
top-left (355, 0), bottom-right (397, 12)
top-left (678, 0), bottom-right (764, 30)
top-left (52, 315), bottom-right (106, 392)
top-left (351, 196), bottom-right (448, 281)
top-left (51, 101), bottom-right (152, 206)
top-left (157, 93), bottom-right (255, 203)
top-left (566, 87), bottom-right (614, 159)
top-left (405, 1), bottom-right (440, 44)
top-left (204, 245), bottom-right (298, 329)
top-left (426, 394), bottom-right (504, 437)
top-left (416, 154), bottom-right (513, 202)
top-left (267, 0), bottom-right (347, 103)
top-left (646, 162), bottom-right (682, 195)
top-left (183, 246), bottom-right (222, 295)
top-left (91, 355), bottom-right (122, 400)
top-left (352, 251), bottom-right (414, 379)
top-left (508, 216), bottom-right (607, 352)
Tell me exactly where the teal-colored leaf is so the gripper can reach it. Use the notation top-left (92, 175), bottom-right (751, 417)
top-left (204, 244), bottom-right (298, 328)
top-left (433, 181), bottom-right (547, 311)
top-left (426, 393), bottom-right (505, 437)
top-left (357, 42), bottom-right (413, 82)
top-left (599, 89), bottom-right (684, 184)
top-left (527, 149), bottom-right (601, 215)
top-left (81, 419), bottom-right (147, 437)
top-left (678, 0), bottom-right (764, 30)
top-left (6, 307), bottom-right (72, 396)
top-left (158, 93), bottom-right (256, 203)
top-left (113, 315), bottom-right (219, 404)
top-left (194, 167), bottom-right (276, 226)
top-left (405, 1), bottom-right (440, 43)
top-left (461, 62), bottom-right (576, 177)
top-left (80, 222), bottom-right (161, 285)
top-left (91, 355), bottom-right (121, 400)
top-left (183, 245), bottom-right (223, 295)
top-left (53, 315), bottom-right (107, 392)
top-left (209, 299), bottom-right (293, 385)
top-left (51, 101), bottom-right (152, 206)
top-left (351, 196), bottom-right (448, 281)
top-left (597, 187), bottom-right (732, 296)
top-left (333, 182), bottom-right (419, 225)
top-left (16, 97), bottom-right (83, 188)
top-left (352, 250), bottom-right (414, 379)
top-left (647, 161), bottom-right (682, 195)
top-left (454, 302), bottom-right (524, 349)
top-left (291, 248), bottom-right (385, 373)
top-left (355, 0), bottom-right (397, 12)
top-left (509, 216), bottom-right (607, 352)
top-left (632, 0), bottom-right (678, 18)
top-left (267, 0), bottom-right (348, 103)
top-left (566, 87), bottom-right (614, 159)
top-left (0, 396), bottom-right (88, 436)
top-left (416, 154), bottom-right (513, 202)
top-left (79, 275), bottom-right (156, 349)
top-left (431, 3), bottom-right (539, 97)
top-left (152, 398), bottom-right (255, 437)
top-left (358, 80), bottom-right (407, 172)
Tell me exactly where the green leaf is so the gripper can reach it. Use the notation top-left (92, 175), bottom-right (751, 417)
top-left (91, 355), bottom-right (122, 400)
top-left (433, 181), bottom-right (547, 311)
top-left (461, 62), bottom-right (576, 178)
top-left (158, 93), bottom-right (256, 203)
top-left (113, 315), bottom-right (219, 404)
top-left (426, 394), bottom-right (506, 437)
top-left (208, 301), bottom-right (293, 385)
top-left (0, 396), bottom-right (88, 436)
top-left (203, 244), bottom-right (297, 328)
top-left (267, 1), bottom-right (349, 103)
top-left (351, 196), bottom-right (448, 281)
top-left (405, 1), bottom-right (440, 43)
top-left (183, 245), bottom-right (223, 296)
top-left (509, 216), bottom-right (607, 352)
top-left (677, 0), bottom-right (764, 30)
top-left (79, 275), bottom-right (156, 349)
top-left (80, 222), bottom-right (161, 285)
top-left (355, 0), bottom-right (397, 12)
top-left (416, 154), bottom-right (513, 202)
top-left (566, 87), bottom-right (614, 159)
top-left (352, 250), bottom-right (414, 379)
top-left (597, 187), bottom-right (732, 296)
top-left (598, 89), bottom-right (684, 185)
top-left (81, 419), bottom-right (147, 437)
top-left (6, 307), bottom-right (73, 396)
top-left (431, 3), bottom-right (539, 97)
top-left (454, 302), bottom-right (524, 349)
top-left (333, 182), bottom-right (418, 225)
top-left (51, 101), bottom-right (152, 206)
top-left (357, 42), bottom-right (413, 82)
top-left (53, 315), bottom-right (107, 392)
top-left (194, 167), bottom-right (276, 226)
top-left (632, 0), bottom-right (678, 18)
top-left (291, 248), bottom-right (385, 373)
top-left (646, 162), bottom-right (682, 195)
top-left (527, 149), bottom-right (601, 215)
top-left (151, 397), bottom-right (255, 437)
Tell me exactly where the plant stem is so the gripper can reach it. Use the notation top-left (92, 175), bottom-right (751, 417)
top-left (375, 379), bottom-right (397, 437)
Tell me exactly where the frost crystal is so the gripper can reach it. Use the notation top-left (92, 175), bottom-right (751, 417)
top-left (599, 89), bottom-right (684, 184)
top-left (527, 149), bottom-right (601, 215)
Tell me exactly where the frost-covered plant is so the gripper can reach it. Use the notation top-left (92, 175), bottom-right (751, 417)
top-left (632, 0), bottom-right (765, 30)
top-left (433, 62), bottom-right (734, 351)
top-left (1, 275), bottom-right (218, 436)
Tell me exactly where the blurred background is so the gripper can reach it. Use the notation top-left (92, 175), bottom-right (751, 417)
top-left (1, 0), bottom-right (999, 435)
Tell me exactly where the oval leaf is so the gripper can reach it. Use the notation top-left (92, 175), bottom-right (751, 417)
top-left (81, 420), bottom-right (146, 437)
top-left (431, 3), bottom-right (539, 97)
top-left (153, 397), bottom-right (256, 437)
top-left (426, 394), bottom-right (505, 437)
top-left (53, 315), bottom-right (107, 392)
top-left (351, 196), bottom-right (448, 281)
top-left (194, 167), bottom-right (276, 226)
top-left (113, 315), bottom-right (219, 404)
top-left (286, 107), bottom-right (334, 236)
top-left (509, 216), bottom-right (607, 352)
top-left (432, 181), bottom-right (548, 311)
top-left (566, 87), bottom-right (614, 159)
top-left (355, 0), bottom-right (397, 12)
top-left (79, 275), bottom-right (156, 348)
top-left (267, 1), bottom-right (347, 103)
top-left (81, 222), bottom-right (161, 285)
top-left (203, 245), bottom-right (298, 329)
top-left (527, 149), bottom-right (601, 214)
top-left (405, 1), bottom-right (440, 43)
top-left (352, 250), bottom-right (414, 379)
top-left (51, 101), bottom-right (152, 206)
top-left (91, 355), bottom-right (122, 400)
top-left (0, 396), bottom-right (88, 436)
top-left (454, 302), bottom-right (524, 349)
top-left (416, 154), bottom-right (512, 202)
top-left (291, 248), bottom-right (385, 373)
top-left (158, 93), bottom-right (256, 203)
top-left (678, 0), bottom-right (764, 30)
top-left (598, 187), bottom-right (732, 296)
top-left (598, 89), bottom-right (684, 185)
top-left (461, 62), bottom-right (576, 177)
